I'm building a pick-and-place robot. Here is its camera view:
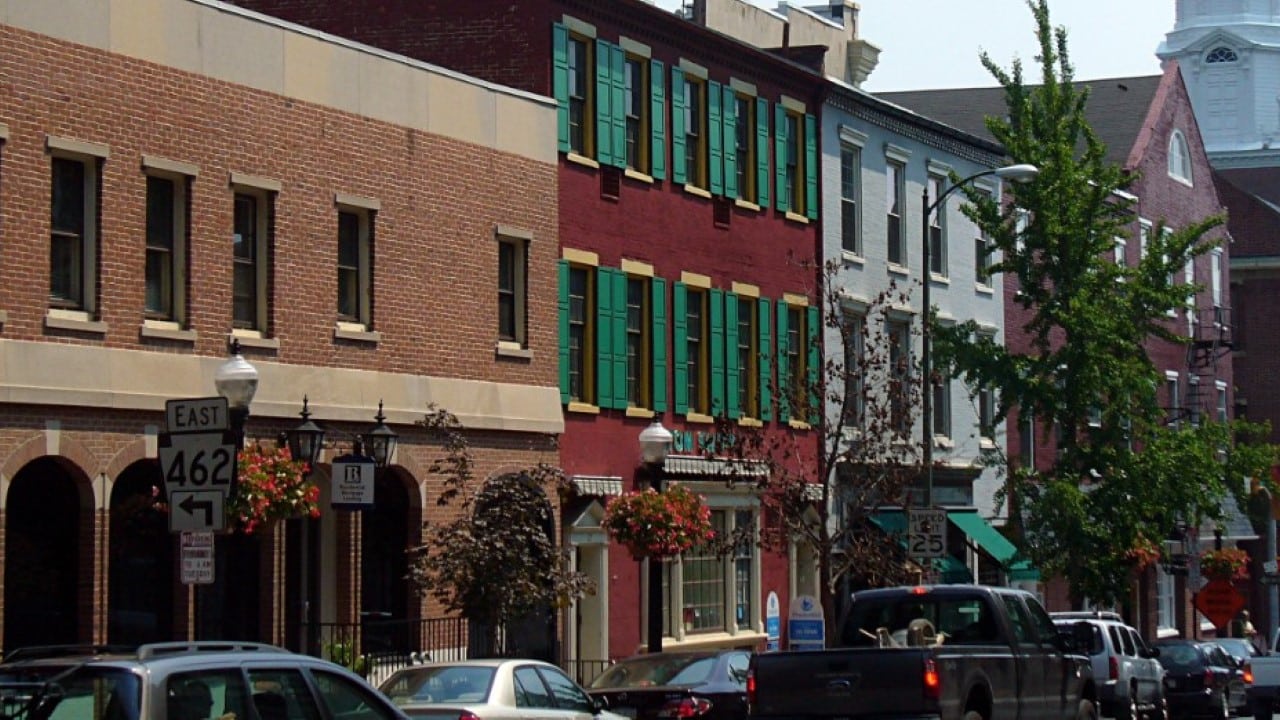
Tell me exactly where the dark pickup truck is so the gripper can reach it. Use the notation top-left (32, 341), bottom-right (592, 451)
top-left (748, 585), bottom-right (1098, 720)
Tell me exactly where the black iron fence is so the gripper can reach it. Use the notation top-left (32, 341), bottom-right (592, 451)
top-left (301, 617), bottom-right (614, 687)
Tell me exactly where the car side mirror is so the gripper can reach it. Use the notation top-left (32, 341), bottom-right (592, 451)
top-left (1144, 647), bottom-right (1160, 659)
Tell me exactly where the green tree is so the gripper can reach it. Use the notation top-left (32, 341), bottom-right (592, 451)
top-left (932, 0), bottom-right (1278, 606)
top-left (406, 407), bottom-right (595, 654)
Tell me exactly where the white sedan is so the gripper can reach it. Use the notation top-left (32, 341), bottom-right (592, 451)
top-left (379, 658), bottom-right (629, 720)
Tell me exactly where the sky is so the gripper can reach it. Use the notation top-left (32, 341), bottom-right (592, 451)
top-left (653, 0), bottom-right (1177, 92)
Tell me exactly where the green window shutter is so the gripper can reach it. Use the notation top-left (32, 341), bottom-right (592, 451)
top-left (725, 293), bottom-right (741, 419)
top-left (558, 260), bottom-right (570, 404)
top-left (807, 305), bottom-right (820, 419)
top-left (650, 59), bottom-right (666, 181)
top-left (805, 114), bottom-right (818, 220)
top-left (708, 80), bottom-right (724, 196)
top-left (756, 97), bottom-right (770, 208)
top-left (596, 267), bottom-right (616, 409)
top-left (595, 40), bottom-right (614, 166)
top-left (673, 282), bottom-right (689, 413)
top-left (553, 24), bottom-right (570, 153)
top-left (758, 297), bottom-right (772, 421)
top-left (671, 67), bottom-right (687, 185)
top-left (612, 270), bottom-right (628, 406)
top-left (653, 277), bottom-right (668, 411)
top-left (776, 299), bottom-right (790, 422)
top-left (723, 84), bottom-right (738, 199)
top-left (774, 104), bottom-right (788, 213)
top-left (710, 288), bottom-right (726, 416)
top-left (610, 43), bottom-right (627, 170)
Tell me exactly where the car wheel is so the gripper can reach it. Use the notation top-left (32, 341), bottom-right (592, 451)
top-left (1220, 691), bottom-right (1232, 720)
top-left (964, 710), bottom-right (985, 720)
top-left (1078, 699), bottom-right (1100, 720)
top-left (1120, 691), bottom-right (1139, 720)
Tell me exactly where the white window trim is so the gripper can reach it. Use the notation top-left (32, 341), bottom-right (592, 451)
top-left (840, 142), bottom-right (863, 259)
top-left (926, 172), bottom-right (948, 279)
top-left (1168, 130), bottom-right (1193, 186)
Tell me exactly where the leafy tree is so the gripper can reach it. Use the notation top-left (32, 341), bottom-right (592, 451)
top-left (714, 264), bottom-right (925, 625)
top-left (406, 407), bottom-right (595, 654)
top-left (932, 0), bottom-right (1278, 606)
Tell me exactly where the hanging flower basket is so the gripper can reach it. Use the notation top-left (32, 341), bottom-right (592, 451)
top-left (1123, 535), bottom-right (1161, 571)
top-left (1200, 547), bottom-right (1249, 581)
top-left (227, 443), bottom-right (319, 534)
top-left (602, 485), bottom-right (715, 559)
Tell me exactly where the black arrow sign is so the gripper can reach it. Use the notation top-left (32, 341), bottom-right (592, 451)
top-left (179, 494), bottom-right (214, 526)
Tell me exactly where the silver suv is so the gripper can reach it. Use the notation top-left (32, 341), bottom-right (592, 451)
top-left (1053, 612), bottom-right (1166, 720)
top-left (0, 641), bottom-right (410, 720)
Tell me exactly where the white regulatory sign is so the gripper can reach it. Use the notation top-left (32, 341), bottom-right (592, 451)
top-left (909, 507), bottom-right (947, 559)
top-left (165, 397), bottom-right (230, 434)
top-left (180, 531), bottom-right (215, 585)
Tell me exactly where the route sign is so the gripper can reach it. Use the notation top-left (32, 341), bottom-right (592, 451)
top-left (1195, 577), bottom-right (1246, 629)
top-left (169, 490), bottom-right (226, 533)
top-left (909, 507), bottom-right (947, 559)
top-left (180, 531), bottom-right (214, 585)
top-left (166, 397), bottom-right (229, 434)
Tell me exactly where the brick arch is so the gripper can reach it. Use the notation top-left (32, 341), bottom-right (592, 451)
top-left (104, 438), bottom-right (154, 483)
top-left (0, 433), bottom-right (99, 511)
top-left (383, 454), bottom-right (426, 511)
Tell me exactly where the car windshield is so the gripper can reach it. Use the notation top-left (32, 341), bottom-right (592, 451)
top-left (1213, 639), bottom-right (1255, 661)
top-left (1157, 643), bottom-right (1203, 671)
top-left (27, 666), bottom-right (140, 720)
top-left (589, 656), bottom-right (716, 689)
top-left (380, 666), bottom-right (495, 706)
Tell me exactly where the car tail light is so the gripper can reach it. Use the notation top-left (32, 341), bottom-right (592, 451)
top-left (923, 658), bottom-right (941, 700)
top-left (459, 712), bottom-right (482, 720)
top-left (660, 697), bottom-right (713, 718)
top-left (1204, 669), bottom-right (1215, 689)
top-left (1109, 656), bottom-right (1119, 681)
top-left (747, 670), bottom-right (756, 706)
top-left (1245, 663), bottom-right (1254, 686)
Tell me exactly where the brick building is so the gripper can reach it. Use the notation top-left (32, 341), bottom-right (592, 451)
top-left (227, 0), bottom-right (828, 663)
top-left (882, 63), bottom-right (1239, 638)
top-left (0, 0), bottom-right (561, 655)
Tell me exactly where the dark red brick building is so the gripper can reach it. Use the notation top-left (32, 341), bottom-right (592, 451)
top-left (229, 0), bottom-right (828, 663)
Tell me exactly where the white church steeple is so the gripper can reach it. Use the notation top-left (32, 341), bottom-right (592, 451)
top-left (1159, 0), bottom-right (1280, 165)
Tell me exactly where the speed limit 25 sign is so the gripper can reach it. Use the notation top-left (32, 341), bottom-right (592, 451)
top-left (908, 507), bottom-right (947, 559)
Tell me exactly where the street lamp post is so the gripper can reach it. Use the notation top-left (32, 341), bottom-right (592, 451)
top-left (919, 164), bottom-right (1038, 508)
top-left (639, 420), bottom-right (673, 654)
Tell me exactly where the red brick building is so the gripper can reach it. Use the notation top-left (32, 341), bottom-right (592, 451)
top-left (882, 63), bottom-right (1237, 638)
top-left (0, 0), bottom-right (561, 655)
top-left (228, 0), bottom-right (828, 664)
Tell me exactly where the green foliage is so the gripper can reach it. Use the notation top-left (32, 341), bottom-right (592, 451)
top-left (324, 641), bottom-right (368, 676)
top-left (406, 407), bottom-right (595, 647)
top-left (933, 0), bottom-right (1279, 606)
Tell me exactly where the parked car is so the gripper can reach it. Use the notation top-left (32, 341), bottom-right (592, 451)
top-left (1050, 611), bottom-right (1166, 720)
top-left (1207, 638), bottom-right (1259, 669)
top-left (0, 641), bottom-right (408, 720)
top-left (379, 658), bottom-right (627, 720)
top-left (586, 650), bottom-right (750, 720)
top-left (1154, 639), bottom-right (1245, 719)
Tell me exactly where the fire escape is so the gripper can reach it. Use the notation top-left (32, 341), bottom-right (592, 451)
top-left (1183, 305), bottom-right (1234, 425)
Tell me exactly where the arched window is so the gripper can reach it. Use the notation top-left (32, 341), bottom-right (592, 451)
top-left (1168, 130), bottom-right (1193, 185)
top-left (1205, 46), bottom-right (1238, 64)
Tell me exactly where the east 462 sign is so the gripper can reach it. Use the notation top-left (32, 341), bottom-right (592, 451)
top-left (158, 431), bottom-right (238, 491)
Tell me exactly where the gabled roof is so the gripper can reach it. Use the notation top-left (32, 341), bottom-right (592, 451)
top-left (877, 74), bottom-right (1166, 168)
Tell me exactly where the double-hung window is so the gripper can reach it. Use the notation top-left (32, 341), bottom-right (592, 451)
top-left (498, 234), bottom-right (528, 347)
top-left (774, 102), bottom-right (817, 220)
top-left (731, 290), bottom-right (761, 420)
top-left (933, 367), bottom-right (951, 439)
top-left (560, 259), bottom-right (597, 407)
top-left (624, 274), bottom-right (651, 408)
top-left (841, 145), bottom-right (861, 255)
top-left (975, 190), bottom-right (993, 286)
top-left (49, 147), bottom-right (103, 315)
top-left (734, 95), bottom-right (756, 203)
top-left (566, 34), bottom-right (592, 157)
top-left (1166, 371), bottom-right (1181, 428)
top-left (888, 320), bottom-right (911, 434)
top-left (777, 297), bottom-right (818, 424)
top-left (336, 195), bottom-right (378, 335)
top-left (143, 169), bottom-right (190, 325)
top-left (683, 287), bottom-right (708, 413)
top-left (681, 75), bottom-right (707, 189)
top-left (843, 313), bottom-right (865, 428)
top-left (623, 56), bottom-right (648, 173)
top-left (927, 173), bottom-right (946, 276)
top-left (231, 181), bottom-right (275, 335)
top-left (886, 159), bottom-right (906, 266)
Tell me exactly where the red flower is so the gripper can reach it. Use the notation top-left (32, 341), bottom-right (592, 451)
top-left (227, 443), bottom-right (319, 533)
top-left (602, 485), bottom-right (715, 558)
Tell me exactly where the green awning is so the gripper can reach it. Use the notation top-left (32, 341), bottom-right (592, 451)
top-left (947, 510), bottom-right (1040, 581)
top-left (869, 511), bottom-right (972, 584)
